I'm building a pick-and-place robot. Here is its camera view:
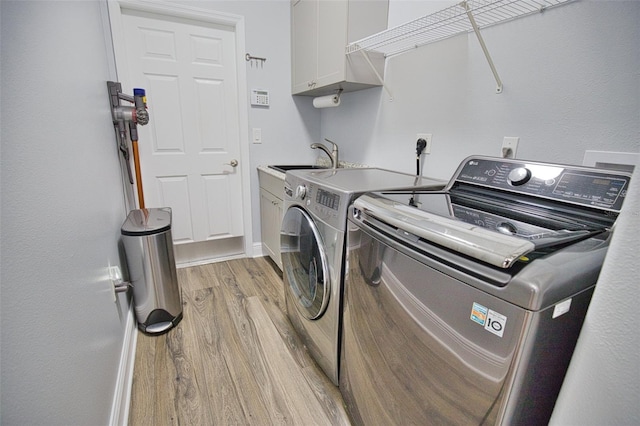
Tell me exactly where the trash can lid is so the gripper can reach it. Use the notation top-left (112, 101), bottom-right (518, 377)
top-left (121, 207), bottom-right (172, 236)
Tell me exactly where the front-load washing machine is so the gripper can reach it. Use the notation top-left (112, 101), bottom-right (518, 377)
top-left (280, 168), bottom-right (444, 385)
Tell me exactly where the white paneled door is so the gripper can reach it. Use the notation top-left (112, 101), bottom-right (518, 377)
top-left (115, 7), bottom-right (244, 245)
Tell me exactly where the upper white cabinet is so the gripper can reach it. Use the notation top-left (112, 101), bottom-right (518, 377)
top-left (291, 0), bottom-right (389, 96)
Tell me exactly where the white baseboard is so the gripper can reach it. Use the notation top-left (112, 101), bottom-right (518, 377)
top-left (109, 303), bottom-right (138, 426)
top-left (175, 241), bottom-right (268, 268)
top-left (176, 252), bottom-right (247, 268)
top-left (174, 237), bottom-right (244, 268)
top-left (253, 242), bottom-right (267, 258)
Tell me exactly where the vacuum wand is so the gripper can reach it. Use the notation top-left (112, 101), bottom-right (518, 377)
top-left (129, 88), bottom-right (148, 209)
top-left (129, 122), bottom-right (145, 209)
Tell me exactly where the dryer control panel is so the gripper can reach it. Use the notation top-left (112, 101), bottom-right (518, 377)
top-left (453, 156), bottom-right (632, 212)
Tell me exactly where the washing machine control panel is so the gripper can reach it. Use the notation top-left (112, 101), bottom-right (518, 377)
top-left (316, 188), bottom-right (340, 211)
top-left (309, 186), bottom-right (341, 222)
top-left (454, 156), bottom-right (631, 211)
top-left (284, 174), bottom-right (351, 229)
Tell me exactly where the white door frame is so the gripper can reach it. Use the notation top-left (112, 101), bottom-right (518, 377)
top-left (107, 0), bottom-right (253, 258)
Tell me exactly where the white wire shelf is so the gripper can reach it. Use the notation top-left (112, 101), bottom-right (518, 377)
top-left (346, 0), bottom-right (575, 57)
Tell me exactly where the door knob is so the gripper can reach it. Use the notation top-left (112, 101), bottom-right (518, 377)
top-left (225, 159), bottom-right (238, 167)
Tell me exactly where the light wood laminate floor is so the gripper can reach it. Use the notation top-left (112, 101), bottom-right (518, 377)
top-left (128, 256), bottom-right (351, 425)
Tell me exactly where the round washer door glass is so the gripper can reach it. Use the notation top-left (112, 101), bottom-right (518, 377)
top-left (281, 206), bottom-right (330, 320)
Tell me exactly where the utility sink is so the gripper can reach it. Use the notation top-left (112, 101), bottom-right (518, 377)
top-left (268, 165), bottom-right (328, 173)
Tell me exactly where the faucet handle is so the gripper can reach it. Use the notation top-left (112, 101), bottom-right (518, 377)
top-left (324, 138), bottom-right (338, 150)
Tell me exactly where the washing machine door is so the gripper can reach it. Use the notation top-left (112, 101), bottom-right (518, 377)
top-left (281, 206), bottom-right (330, 320)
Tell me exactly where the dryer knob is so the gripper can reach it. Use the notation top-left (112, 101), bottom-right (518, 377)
top-left (508, 167), bottom-right (531, 186)
top-left (295, 185), bottom-right (307, 200)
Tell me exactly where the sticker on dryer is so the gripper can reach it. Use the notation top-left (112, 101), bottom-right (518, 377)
top-left (552, 298), bottom-right (572, 319)
top-left (470, 302), bottom-right (488, 326)
top-left (485, 309), bottom-right (507, 338)
top-left (470, 302), bottom-right (507, 338)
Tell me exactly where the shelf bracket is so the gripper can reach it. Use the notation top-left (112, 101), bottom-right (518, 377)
top-left (463, 1), bottom-right (503, 94)
top-left (359, 50), bottom-right (394, 101)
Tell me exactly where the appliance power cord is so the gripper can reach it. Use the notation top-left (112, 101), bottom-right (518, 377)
top-left (410, 138), bottom-right (428, 207)
top-left (415, 138), bottom-right (427, 176)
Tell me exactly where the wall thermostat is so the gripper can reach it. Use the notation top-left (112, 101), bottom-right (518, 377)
top-left (251, 89), bottom-right (270, 107)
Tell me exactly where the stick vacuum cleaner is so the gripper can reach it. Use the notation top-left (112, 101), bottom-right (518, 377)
top-left (107, 82), bottom-right (149, 208)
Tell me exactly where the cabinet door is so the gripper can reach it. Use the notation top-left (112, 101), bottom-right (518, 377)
top-left (316, 0), bottom-right (348, 88)
top-left (260, 188), bottom-right (283, 269)
top-left (272, 197), bottom-right (283, 268)
top-left (291, 0), bottom-right (317, 94)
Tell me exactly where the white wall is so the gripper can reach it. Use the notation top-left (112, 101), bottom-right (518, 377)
top-left (550, 167), bottom-right (640, 425)
top-left (0, 1), bottom-right (129, 424)
top-left (321, 1), bottom-right (640, 180)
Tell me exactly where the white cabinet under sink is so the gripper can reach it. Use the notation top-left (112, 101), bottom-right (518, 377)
top-left (258, 168), bottom-right (285, 269)
top-left (291, 0), bottom-right (388, 96)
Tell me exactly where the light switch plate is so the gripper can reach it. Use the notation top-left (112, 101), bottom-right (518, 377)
top-left (252, 128), bottom-right (262, 144)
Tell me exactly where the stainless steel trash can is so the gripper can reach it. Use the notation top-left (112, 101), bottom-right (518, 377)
top-left (121, 207), bottom-right (182, 334)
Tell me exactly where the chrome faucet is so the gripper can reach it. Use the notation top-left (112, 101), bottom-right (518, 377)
top-left (311, 138), bottom-right (339, 169)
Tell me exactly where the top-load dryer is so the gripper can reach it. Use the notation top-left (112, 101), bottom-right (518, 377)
top-left (340, 156), bottom-right (632, 424)
top-left (280, 168), bottom-right (444, 385)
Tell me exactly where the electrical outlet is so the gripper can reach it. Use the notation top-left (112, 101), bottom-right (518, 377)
top-left (417, 133), bottom-right (432, 154)
top-left (502, 136), bottom-right (519, 158)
